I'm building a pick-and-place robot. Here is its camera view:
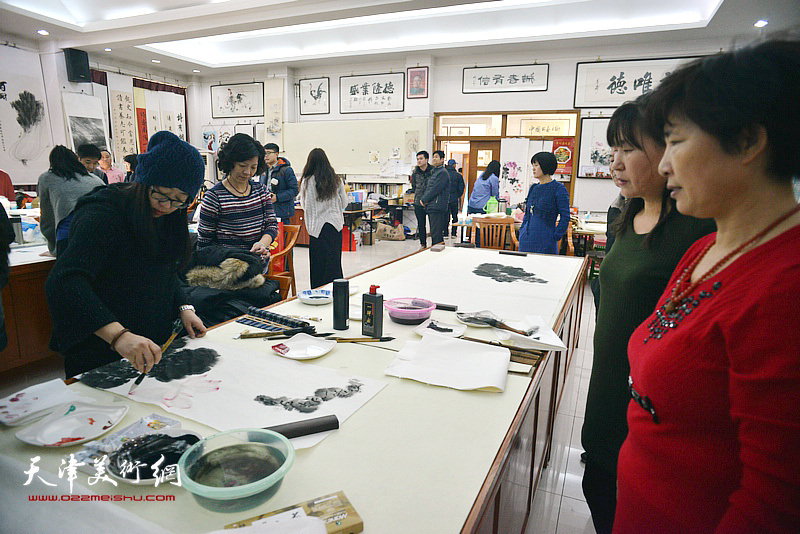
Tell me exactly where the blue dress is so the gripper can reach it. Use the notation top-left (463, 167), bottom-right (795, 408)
top-left (518, 180), bottom-right (570, 254)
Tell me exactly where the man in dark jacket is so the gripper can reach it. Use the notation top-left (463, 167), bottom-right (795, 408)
top-left (410, 150), bottom-right (433, 247)
top-left (0, 204), bottom-right (15, 351)
top-left (420, 150), bottom-right (450, 246)
top-left (445, 159), bottom-right (465, 237)
top-left (261, 143), bottom-right (298, 222)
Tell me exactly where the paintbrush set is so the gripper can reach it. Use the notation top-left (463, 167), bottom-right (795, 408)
top-left (460, 335), bottom-right (546, 367)
top-left (236, 307), bottom-right (315, 336)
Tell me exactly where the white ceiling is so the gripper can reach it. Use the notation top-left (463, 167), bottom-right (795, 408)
top-left (1, 0), bottom-right (798, 78)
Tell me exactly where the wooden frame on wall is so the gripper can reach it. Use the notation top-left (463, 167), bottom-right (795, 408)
top-left (298, 77), bottom-right (330, 115)
top-left (573, 56), bottom-right (700, 108)
top-left (462, 64), bottom-right (549, 94)
top-left (577, 117), bottom-right (613, 178)
top-left (407, 66), bottom-right (429, 99)
top-left (340, 72), bottom-right (404, 114)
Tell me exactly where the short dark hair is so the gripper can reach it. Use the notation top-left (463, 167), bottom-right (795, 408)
top-left (264, 143), bottom-right (280, 153)
top-left (608, 94), bottom-right (663, 150)
top-left (646, 37), bottom-right (800, 182)
top-left (416, 150), bottom-right (429, 160)
top-left (76, 144), bottom-right (102, 160)
top-left (123, 154), bottom-right (138, 171)
top-left (217, 133), bottom-right (267, 175)
top-left (433, 150), bottom-right (445, 159)
top-left (531, 152), bottom-right (558, 176)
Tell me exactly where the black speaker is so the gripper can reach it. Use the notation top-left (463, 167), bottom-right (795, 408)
top-left (64, 48), bottom-right (90, 83)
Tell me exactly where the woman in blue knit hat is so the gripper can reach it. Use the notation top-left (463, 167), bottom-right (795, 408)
top-left (46, 131), bottom-right (207, 377)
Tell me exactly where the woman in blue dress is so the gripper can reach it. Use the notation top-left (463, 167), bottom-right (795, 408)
top-left (518, 152), bottom-right (570, 254)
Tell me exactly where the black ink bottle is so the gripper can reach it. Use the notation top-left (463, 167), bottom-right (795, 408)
top-left (362, 285), bottom-right (383, 338)
top-left (333, 279), bottom-right (349, 330)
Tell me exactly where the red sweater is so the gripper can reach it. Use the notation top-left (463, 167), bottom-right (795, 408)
top-left (615, 226), bottom-right (800, 533)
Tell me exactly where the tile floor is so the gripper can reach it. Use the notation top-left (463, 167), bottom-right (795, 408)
top-left (0, 235), bottom-right (597, 533)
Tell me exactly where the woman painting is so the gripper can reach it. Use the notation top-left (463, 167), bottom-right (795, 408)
top-left (467, 160), bottom-right (500, 214)
top-left (615, 38), bottom-right (800, 533)
top-left (518, 152), bottom-right (570, 254)
top-left (299, 148), bottom-right (348, 288)
top-left (580, 97), bottom-right (714, 534)
top-left (37, 146), bottom-right (105, 256)
top-left (46, 131), bottom-right (207, 378)
top-left (197, 133), bottom-right (278, 266)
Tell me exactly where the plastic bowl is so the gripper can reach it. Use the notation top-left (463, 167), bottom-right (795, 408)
top-left (384, 297), bottom-right (436, 325)
top-left (178, 428), bottom-right (295, 513)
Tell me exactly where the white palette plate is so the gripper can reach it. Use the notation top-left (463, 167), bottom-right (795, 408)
top-left (413, 319), bottom-right (467, 338)
top-left (272, 333), bottom-right (337, 360)
top-left (298, 289), bottom-right (333, 305)
top-left (107, 428), bottom-right (202, 485)
top-left (455, 310), bottom-right (500, 328)
top-left (16, 402), bottom-right (128, 447)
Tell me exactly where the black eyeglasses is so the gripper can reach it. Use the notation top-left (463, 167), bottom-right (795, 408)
top-left (628, 376), bottom-right (659, 424)
top-left (150, 188), bottom-right (192, 209)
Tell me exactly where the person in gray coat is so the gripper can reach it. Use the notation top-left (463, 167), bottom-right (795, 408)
top-left (420, 150), bottom-right (450, 246)
top-left (38, 146), bottom-right (106, 255)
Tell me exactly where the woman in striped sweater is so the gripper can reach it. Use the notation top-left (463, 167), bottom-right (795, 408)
top-left (197, 134), bottom-right (278, 267)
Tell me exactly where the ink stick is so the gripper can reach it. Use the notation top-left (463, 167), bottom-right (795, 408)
top-left (362, 285), bottom-right (383, 338)
top-left (333, 279), bottom-right (349, 330)
top-left (499, 250), bottom-right (528, 256)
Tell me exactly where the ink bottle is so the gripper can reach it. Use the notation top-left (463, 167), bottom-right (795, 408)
top-left (333, 279), bottom-right (349, 330)
top-left (362, 285), bottom-right (383, 337)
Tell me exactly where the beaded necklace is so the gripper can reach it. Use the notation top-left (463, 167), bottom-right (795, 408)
top-left (664, 203), bottom-right (800, 313)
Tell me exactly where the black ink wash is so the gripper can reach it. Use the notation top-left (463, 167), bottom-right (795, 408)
top-left (473, 263), bottom-right (547, 284)
top-left (254, 379), bottom-right (363, 413)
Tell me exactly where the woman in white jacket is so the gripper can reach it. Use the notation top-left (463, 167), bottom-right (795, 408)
top-left (300, 148), bottom-right (349, 288)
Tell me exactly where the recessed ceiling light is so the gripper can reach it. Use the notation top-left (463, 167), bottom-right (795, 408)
top-left (754, 20), bottom-right (768, 28)
top-left (104, 48), bottom-right (112, 52)
top-left (151, 59), bottom-right (161, 63)
top-left (37, 29), bottom-right (49, 36)
top-left (192, 69), bottom-right (200, 73)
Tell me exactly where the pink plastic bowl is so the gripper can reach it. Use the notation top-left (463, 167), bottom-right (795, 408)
top-left (384, 297), bottom-right (436, 325)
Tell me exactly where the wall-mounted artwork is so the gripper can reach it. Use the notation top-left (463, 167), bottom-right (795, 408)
top-left (407, 67), bottom-right (428, 99)
top-left (340, 72), bottom-right (404, 114)
top-left (577, 117), bottom-right (612, 178)
top-left (462, 64), bottom-right (549, 94)
top-left (299, 77), bottom-right (330, 115)
top-left (211, 82), bottom-right (265, 118)
top-left (450, 127), bottom-right (470, 137)
top-left (573, 56), bottom-right (700, 108)
top-left (519, 119), bottom-right (570, 137)
top-left (62, 92), bottom-right (110, 152)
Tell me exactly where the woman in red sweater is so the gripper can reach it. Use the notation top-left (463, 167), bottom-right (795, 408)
top-left (615, 38), bottom-right (800, 533)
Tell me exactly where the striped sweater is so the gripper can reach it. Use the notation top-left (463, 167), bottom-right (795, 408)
top-left (197, 181), bottom-right (278, 250)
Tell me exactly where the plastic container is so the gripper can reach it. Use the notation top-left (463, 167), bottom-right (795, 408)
top-left (178, 428), bottom-right (295, 513)
top-left (384, 297), bottom-right (435, 325)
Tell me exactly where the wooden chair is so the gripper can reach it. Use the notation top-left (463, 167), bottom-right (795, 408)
top-left (266, 224), bottom-right (300, 300)
top-left (471, 216), bottom-right (519, 250)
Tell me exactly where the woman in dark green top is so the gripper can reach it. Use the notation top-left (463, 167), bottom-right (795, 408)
top-left (580, 96), bottom-right (714, 534)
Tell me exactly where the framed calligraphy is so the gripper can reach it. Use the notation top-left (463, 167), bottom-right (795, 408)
top-left (211, 82), bottom-right (264, 119)
top-left (573, 56), bottom-right (700, 108)
top-left (299, 77), bottom-right (330, 115)
top-left (462, 64), bottom-right (549, 94)
top-left (407, 67), bottom-right (428, 99)
top-left (340, 73), bottom-right (404, 113)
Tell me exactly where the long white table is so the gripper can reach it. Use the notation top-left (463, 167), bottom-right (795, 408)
top-left (0, 247), bottom-right (586, 533)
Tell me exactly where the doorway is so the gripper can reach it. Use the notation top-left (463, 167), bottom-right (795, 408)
top-left (467, 141), bottom-right (501, 202)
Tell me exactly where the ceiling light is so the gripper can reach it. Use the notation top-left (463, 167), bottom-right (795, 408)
top-left (151, 59), bottom-right (161, 63)
top-left (192, 69), bottom-right (200, 73)
top-left (754, 20), bottom-right (768, 28)
top-left (37, 30), bottom-right (49, 36)
top-left (104, 48), bottom-right (112, 52)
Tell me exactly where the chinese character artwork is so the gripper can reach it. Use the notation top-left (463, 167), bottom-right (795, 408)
top-left (607, 72), bottom-right (627, 95)
top-left (340, 73), bottom-right (404, 113)
top-left (463, 64), bottom-right (549, 93)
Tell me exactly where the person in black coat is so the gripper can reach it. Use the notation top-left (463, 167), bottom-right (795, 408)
top-left (46, 131), bottom-right (207, 378)
top-left (420, 150), bottom-right (450, 246)
top-left (0, 204), bottom-right (15, 351)
top-left (445, 159), bottom-right (465, 237)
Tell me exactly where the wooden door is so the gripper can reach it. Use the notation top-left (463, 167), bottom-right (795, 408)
top-left (467, 141), bottom-right (501, 202)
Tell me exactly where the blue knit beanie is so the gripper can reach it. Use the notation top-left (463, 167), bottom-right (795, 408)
top-left (135, 131), bottom-right (204, 200)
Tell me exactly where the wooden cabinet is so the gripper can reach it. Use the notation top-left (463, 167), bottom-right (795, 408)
top-left (289, 208), bottom-right (309, 246)
top-left (0, 256), bottom-right (57, 372)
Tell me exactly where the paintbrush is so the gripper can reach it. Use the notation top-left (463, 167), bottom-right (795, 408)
top-left (237, 327), bottom-right (310, 339)
top-left (325, 336), bottom-right (395, 343)
top-left (128, 319), bottom-right (183, 394)
top-left (458, 311), bottom-right (539, 336)
top-left (268, 332), bottom-right (335, 340)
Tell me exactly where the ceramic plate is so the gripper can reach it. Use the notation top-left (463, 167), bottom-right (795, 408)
top-left (413, 319), bottom-right (467, 338)
top-left (349, 303), bottom-right (362, 320)
top-left (15, 402), bottom-right (128, 447)
top-left (107, 428), bottom-right (202, 485)
top-left (456, 310), bottom-right (500, 328)
top-left (298, 289), bottom-right (333, 305)
top-left (272, 333), bottom-right (336, 360)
